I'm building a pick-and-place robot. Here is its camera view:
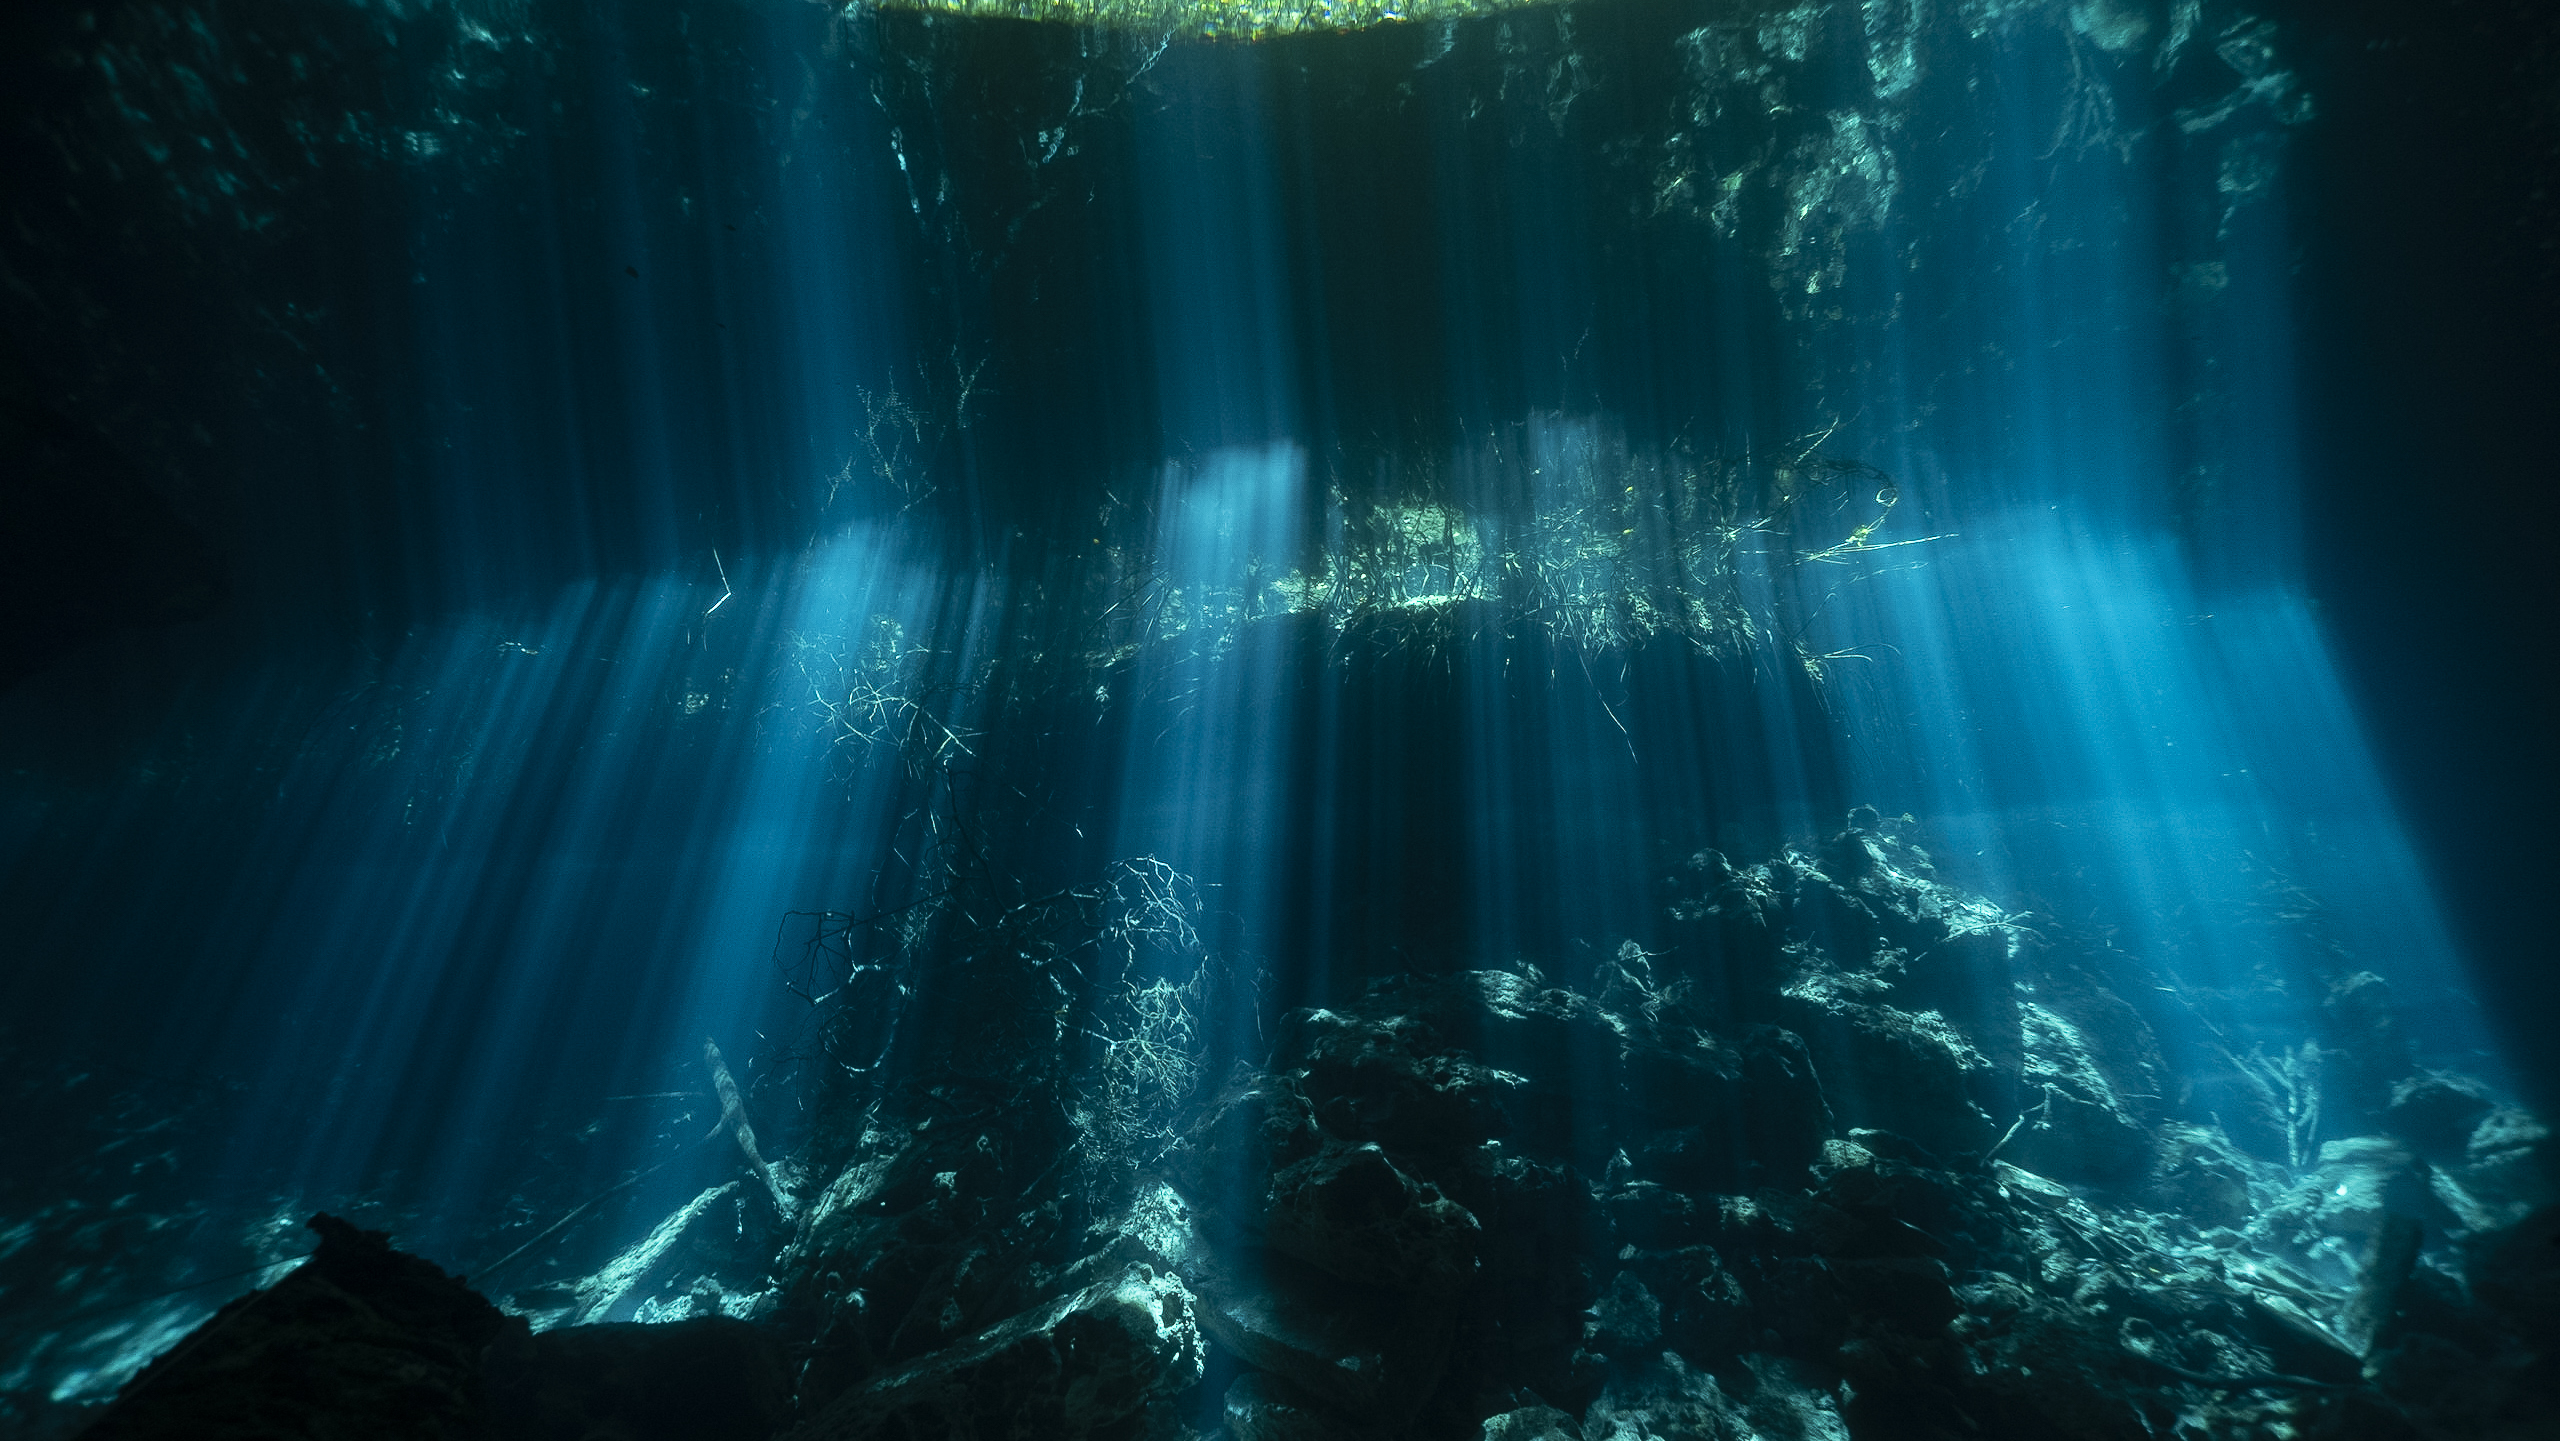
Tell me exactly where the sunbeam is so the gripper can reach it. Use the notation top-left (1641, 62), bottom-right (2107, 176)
top-left (2, 1), bottom-right (2551, 1437)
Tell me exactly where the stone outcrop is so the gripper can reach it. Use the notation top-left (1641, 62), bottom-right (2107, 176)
top-left (780, 1264), bottom-right (1202, 1441)
top-left (90, 815), bottom-right (2554, 1441)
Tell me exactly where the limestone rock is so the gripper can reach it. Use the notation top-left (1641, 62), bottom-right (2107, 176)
top-left (1263, 1141), bottom-right (1482, 1297)
top-left (2385, 1073), bottom-right (2496, 1163)
top-left (782, 1265), bottom-right (1202, 1441)
top-left (1186, 1248), bottom-right (1454, 1424)
top-left (80, 1213), bottom-right (510, 1441)
top-left (2002, 1001), bottom-right (2155, 1187)
top-left (1221, 1370), bottom-right (1361, 1441)
top-left (1479, 1401), bottom-right (1582, 1439)
top-left (484, 1316), bottom-right (788, 1441)
top-left (1775, 988), bottom-right (1999, 1159)
top-left (1120, 1180), bottom-right (1454, 1425)
top-left (2436, 1106), bottom-right (2557, 1232)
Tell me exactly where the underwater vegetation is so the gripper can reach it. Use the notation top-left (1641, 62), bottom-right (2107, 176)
top-left (1, 0), bottom-right (2552, 1438)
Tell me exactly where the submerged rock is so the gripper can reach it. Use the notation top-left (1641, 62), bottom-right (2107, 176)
top-left (2386, 1073), bottom-right (2496, 1161)
top-left (1221, 1370), bottom-right (1362, 1441)
top-left (781, 1264), bottom-right (1202, 1441)
top-left (1263, 1141), bottom-right (1482, 1297)
top-left (80, 1213), bottom-right (511, 1441)
top-left (727, 816), bottom-right (2555, 1441)
top-left (1478, 1401), bottom-right (1583, 1440)
top-left (485, 1316), bottom-right (788, 1441)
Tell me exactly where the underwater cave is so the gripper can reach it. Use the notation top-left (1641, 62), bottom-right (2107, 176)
top-left (1, 0), bottom-right (2554, 1437)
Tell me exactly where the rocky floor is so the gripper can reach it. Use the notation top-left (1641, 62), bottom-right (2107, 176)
top-left (56, 816), bottom-right (2560, 1440)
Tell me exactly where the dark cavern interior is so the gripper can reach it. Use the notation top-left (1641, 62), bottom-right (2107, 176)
top-left (2, 0), bottom-right (2555, 1437)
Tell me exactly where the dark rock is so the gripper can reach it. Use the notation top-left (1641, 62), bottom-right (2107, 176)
top-left (1587, 1352), bottom-right (1845, 1441)
top-left (1950, 1295), bottom-right (2153, 1441)
top-left (1263, 1141), bottom-right (1481, 1297)
top-left (1186, 1247), bottom-right (1453, 1425)
top-left (1830, 1255), bottom-right (1959, 1330)
top-left (1582, 1353), bottom-right (1757, 1441)
top-left (1741, 1255), bottom-right (1853, 1354)
top-left (883, 1240), bottom-right (1034, 1361)
top-left (2182, 1046), bottom-right (2296, 1164)
top-left (2253, 1136), bottom-right (2438, 1286)
top-left (2384, 1073), bottom-right (2495, 1162)
top-left (2001, 1014), bottom-right (2155, 1186)
top-left (1478, 1401), bottom-right (1583, 1440)
top-left (1583, 1271), bottom-right (1663, 1359)
top-left (1893, 929), bottom-right (2024, 1102)
top-left (1643, 1247), bottom-right (1753, 1362)
top-left (81, 1213), bottom-right (510, 1441)
top-left (1660, 851), bottom-right (1789, 1013)
top-left (2438, 1107), bottom-right (2558, 1233)
top-left (484, 1317), bottom-right (788, 1441)
top-left (781, 1264), bottom-right (1202, 1441)
top-left (1999, 955), bottom-right (2167, 1187)
top-left (2142, 1124), bottom-right (2266, 1232)
top-left (774, 1118), bottom-right (1068, 1407)
top-left (1165, 1071), bottom-right (1324, 1240)
top-left (2339, 1213), bottom-right (2425, 1356)
top-left (1776, 987), bottom-right (1999, 1159)
top-left (1790, 874), bottom-right (1887, 964)
top-left (1286, 999), bottom-right (1506, 1158)
top-left (1221, 1370), bottom-right (1361, 1441)
top-left (1601, 1181), bottom-right (1711, 1250)
top-left (1631, 1124), bottom-right (1749, 1195)
top-left (2237, 1291), bottom-right (2367, 1386)
top-left (1119, 1180), bottom-right (1454, 1426)
top-left (2467, 1203), bottom-right (2560, 1345)
top-left (1842, 1128), bottom-right (1938, 1168)
top-left (2323, 972), bottom-right (2416, 1127)
top-left (1451, 1148), bottom-right (1605, 1413)
top-left (1738, 1027), bottom-right (1832, 1177)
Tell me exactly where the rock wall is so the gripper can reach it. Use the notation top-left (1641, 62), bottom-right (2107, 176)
top-left (74, 818), bottom-right (2560, 1441)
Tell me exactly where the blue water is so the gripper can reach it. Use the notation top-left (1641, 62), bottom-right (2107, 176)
top-left (0, 0), bottom-right (2543, 1410)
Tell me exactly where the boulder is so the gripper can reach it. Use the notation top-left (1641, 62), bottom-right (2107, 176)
top-left (2385, 1073), bottom-right (2496, 1163)
top-left (1120, 1181), bottom-right (1455, 1425)
top-left (1584, 1351), bottom-right (1847, 1441)
top-left (1628, 1247), bottom-right (1753, 1362)
top-left (1263, 1142), bottom-right (1481, 1297)
top-left (1221, 1370), bottom-right (1362, 1441)
top-left (2141, 1124), bottom-right (2265, 1233)
top-left (1164, 1072), bottom-right (1324, 1241)
top-left (2261, 1137), bottom-right (2433, 1248)
top-left (1892, 928), bottom-right (2024, 1100)
top-left (1737, 1026), bottom-right (1833, 1177)
top-left (2001, 1002), bottom-right (2155, 1187)
top-left (1285, 1000), bottom-right (1511, 1157)
top-left (1775, 989), bottom-right (1998, 1159)
top-left (1480, 1402), bottom-right (1583, 1440)
top-left (484, 1316), bottom-right (788, 1441)
top-left (2435, 1106), bottom-right (2558, 1233)
top-left (79, 1214), bottom-right (510, 1441)
top-left (1581, 1353), bottom-right (1760, 1441)
top-left (2467, 1203), bottom-right (2560, 1344)
top-left (2323, 971), bottom-right (2415, 1126)
top-left (1583, 1271), bottom-right (1664, 1359)
top-left (781, 1265), bottom-right (1202, 1441)
top-left (1185, 1249), bottom-right (1454, 1425)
